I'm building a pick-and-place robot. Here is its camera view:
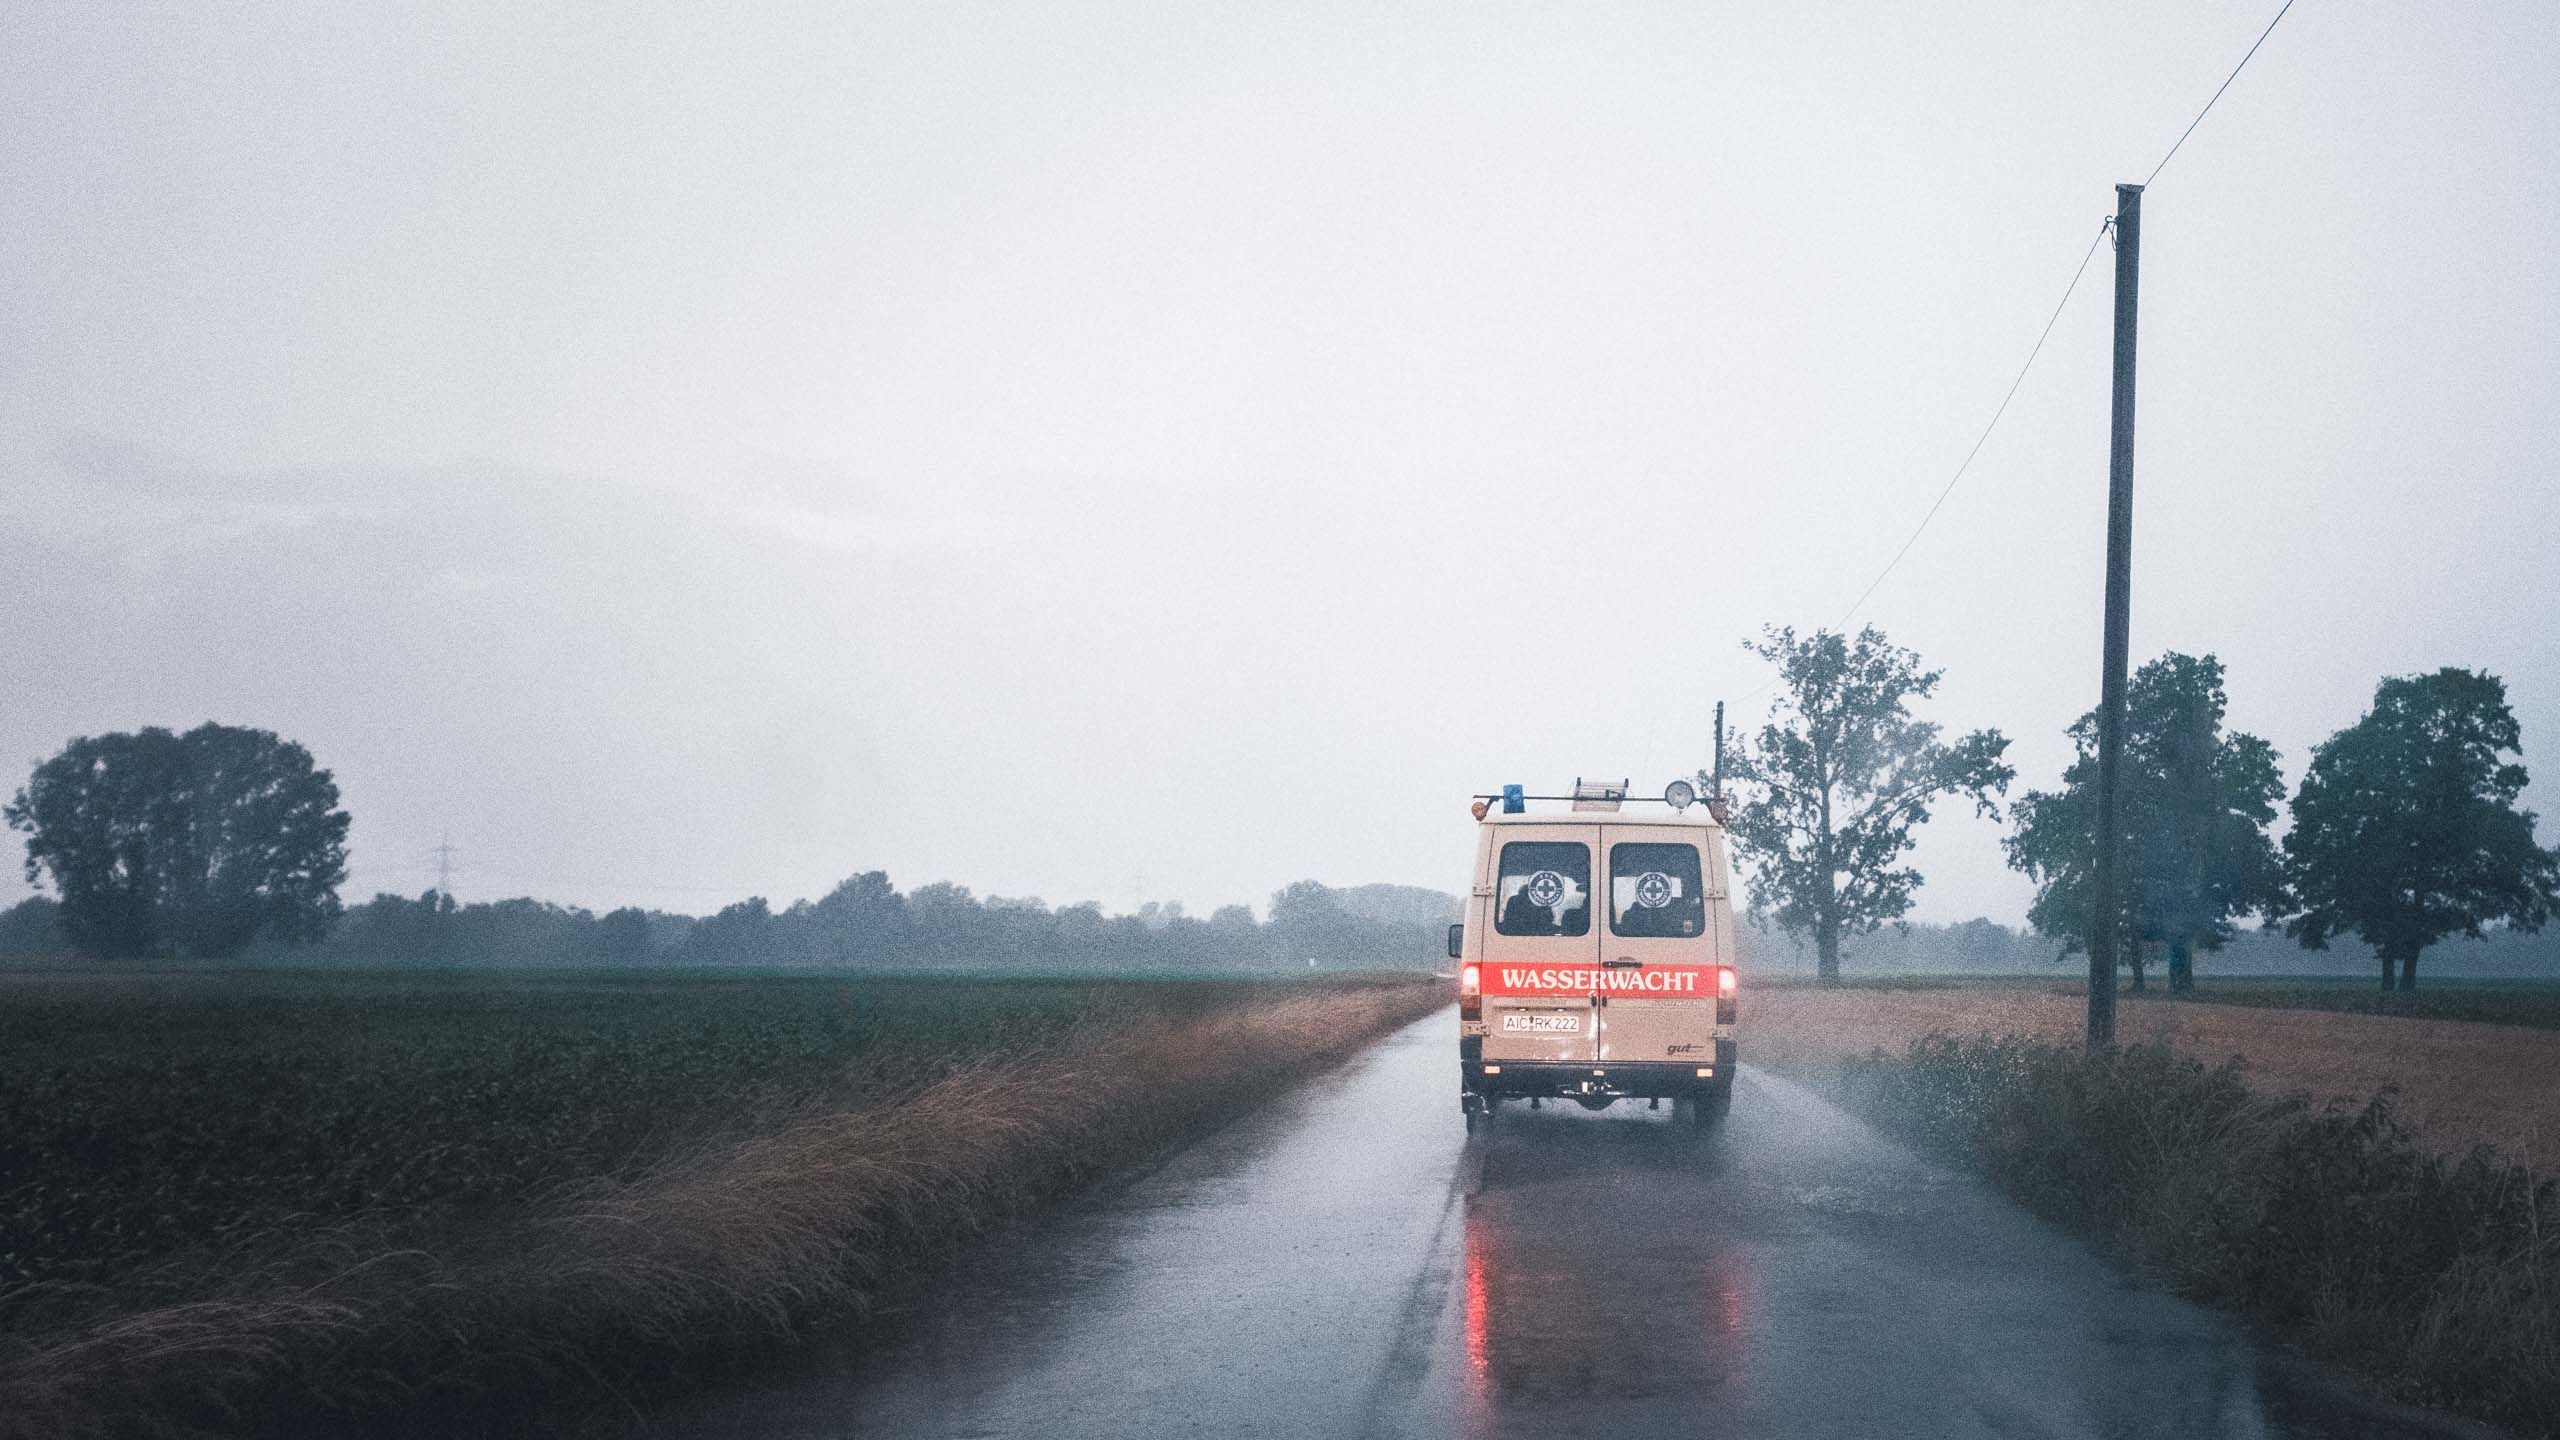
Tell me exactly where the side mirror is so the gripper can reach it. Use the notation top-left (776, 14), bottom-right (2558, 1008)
top-left (1446, 923), bottom-right (1465, 960)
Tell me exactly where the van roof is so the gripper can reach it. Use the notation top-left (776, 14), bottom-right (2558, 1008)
top-left (1479, 809), bottom-right (1724, 831)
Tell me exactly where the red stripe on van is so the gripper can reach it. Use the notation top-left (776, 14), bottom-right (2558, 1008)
top-left (1482, 964), bottom-right (1718, 998)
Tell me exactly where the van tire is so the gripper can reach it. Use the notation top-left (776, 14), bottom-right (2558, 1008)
top-left (1695, 1084), bottom-right (1733, 1128)
top-left (1680, 1089), bottom-right (1728, 1130)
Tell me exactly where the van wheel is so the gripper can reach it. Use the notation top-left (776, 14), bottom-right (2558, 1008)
top-left (1692, 1085), bottom-right (1732, 1128)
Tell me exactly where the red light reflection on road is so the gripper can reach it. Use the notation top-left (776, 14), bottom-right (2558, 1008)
top-left (1458, 1160), bottom-right (1756, 1429)
top-left (1712, 1248), bottom-right (1753, 1340)
top-left (1461, 1202), bottom-right (1493, 1427)
top-left (1464, 1229), bottom-right (1489, 1370)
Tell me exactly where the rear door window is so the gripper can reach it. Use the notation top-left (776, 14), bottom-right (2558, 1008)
top-left (1609, 842), bottom-right (1705, 938)
top-left (1494, 842), bottom-right (1590, 937)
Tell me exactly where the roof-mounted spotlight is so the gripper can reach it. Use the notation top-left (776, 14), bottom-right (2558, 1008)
top-left (1664, 778), bottom-right (1698, 811)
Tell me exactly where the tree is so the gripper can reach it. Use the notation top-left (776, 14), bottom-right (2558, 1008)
top-left (334, 889), bottom-right (456, 963)
top-left (2285, 669), bottom-right (2560, 991)
top-left (0, 894), bottom-right (64, 956)
top-left (681, 895), bottom-right (776, 965)
top-left (2003, 653), bottom-right (2289, 993)
top-left (1267, 880), bottom-right (1346, 932)
top-left (805, 869), bottom-right (909, 962)
top-left (5, 723), bottom-right (350, 959)
top-left (1715, 626), bottom-right (2012, 984)
top-left (1270, 880), bottom-right (1404, 968)
top-left (596, 906), bottom-right (657, 964)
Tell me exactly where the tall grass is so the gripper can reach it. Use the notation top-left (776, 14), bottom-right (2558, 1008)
top-left (1834, 1036), bottom-right (2560, 1434)
top-left (0, 980), bottom-right (1443, 1439)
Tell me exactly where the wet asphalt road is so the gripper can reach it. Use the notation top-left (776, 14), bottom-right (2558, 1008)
top-left (664, 1013), bottom-right (2459, 1440)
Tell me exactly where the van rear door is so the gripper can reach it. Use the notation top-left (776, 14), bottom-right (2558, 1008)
top-left (1479, 826), bottom-right (1602, 1065)
top-left (1594, 828), bottom-right (1721, 1065)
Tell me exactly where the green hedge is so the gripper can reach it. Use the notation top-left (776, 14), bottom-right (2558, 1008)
top-left (1836, 1035), bottom-right (2560, 1434)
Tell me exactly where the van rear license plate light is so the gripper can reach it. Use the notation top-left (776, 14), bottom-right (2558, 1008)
top-left (1696, 1067), bottom-right (1714, 1078)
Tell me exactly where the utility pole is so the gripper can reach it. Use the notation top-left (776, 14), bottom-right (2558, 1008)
top-left (433, 833), bottom-right (459, 902)
top-left (2088, 183), bottom-right (2142, 1052)
top-left (1712, 701), bottom-right (1725, 796)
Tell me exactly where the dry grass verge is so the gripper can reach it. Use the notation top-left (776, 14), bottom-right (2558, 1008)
top-left (0, 979), bottom-right (1443, 1440)
top-left (1827, 1035), bottom-right (2560, 1436)
top-left (1752, 983), bottom-right (2560, 1160)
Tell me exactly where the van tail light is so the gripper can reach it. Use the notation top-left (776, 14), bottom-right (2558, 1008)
top-left (1717, 967), bottom-right (1738, 1024)
top-left (1459, 963), bottom-right (1481, 1021)
top-left (1717, 969), bottom-right (1738, 998)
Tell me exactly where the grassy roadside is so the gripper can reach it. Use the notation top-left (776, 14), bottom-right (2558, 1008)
top-left (1756, 973), bottom-right (2560, 1032)
top-left (1816, 1035), bottom-right (2560, 1436)
top-left (1749, 982), bottom-right (2560, 1160)
top-left (0, 972), bottom-right (1444, 1439)
top-left (2167, 978), bottom-right (2560, 1032)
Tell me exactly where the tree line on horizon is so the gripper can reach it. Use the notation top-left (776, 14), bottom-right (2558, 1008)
top-left (8, 634), bottom-right (2557, 993)
top-left (0, 858), bottom-right (1450, 975)
top-left (0, 732), bottom-right (1447, 974)
top-left (1712, 626), bottom-right (2560, 992)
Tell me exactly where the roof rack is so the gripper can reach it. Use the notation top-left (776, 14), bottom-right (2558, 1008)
top-left (1471, 778), bottom-right (1725, 815)
top-left (1471, 794), bottom-right (1694, 806)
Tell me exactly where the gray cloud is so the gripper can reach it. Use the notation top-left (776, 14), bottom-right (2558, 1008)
top-left (4, 2), bottom-right (2554, 928)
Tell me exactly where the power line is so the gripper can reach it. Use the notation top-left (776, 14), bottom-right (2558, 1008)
top-left (1831, 218), bottom-right (2114, 634)
top-left (2145, 0), bottom-right (2299, 188)
top-left (1721, 2), bottom-right (2302, 718)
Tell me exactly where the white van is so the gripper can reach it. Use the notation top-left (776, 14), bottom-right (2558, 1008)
top-left (1448, 781), bottom-right (1741, 1130)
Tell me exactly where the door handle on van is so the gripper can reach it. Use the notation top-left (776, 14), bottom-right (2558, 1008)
top-left (1602, 958), bottom-right (1641, 969)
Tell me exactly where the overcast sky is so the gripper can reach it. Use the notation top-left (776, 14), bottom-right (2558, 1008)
top-left (4, 1), bottom-right (2554, 928)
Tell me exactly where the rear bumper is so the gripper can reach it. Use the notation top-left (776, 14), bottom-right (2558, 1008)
top-left (1460, 1040), bottom-right (1736, 1100)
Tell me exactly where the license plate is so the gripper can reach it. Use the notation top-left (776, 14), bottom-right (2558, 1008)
top-left (1500, 1013), bottom-right (1582, 1034)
